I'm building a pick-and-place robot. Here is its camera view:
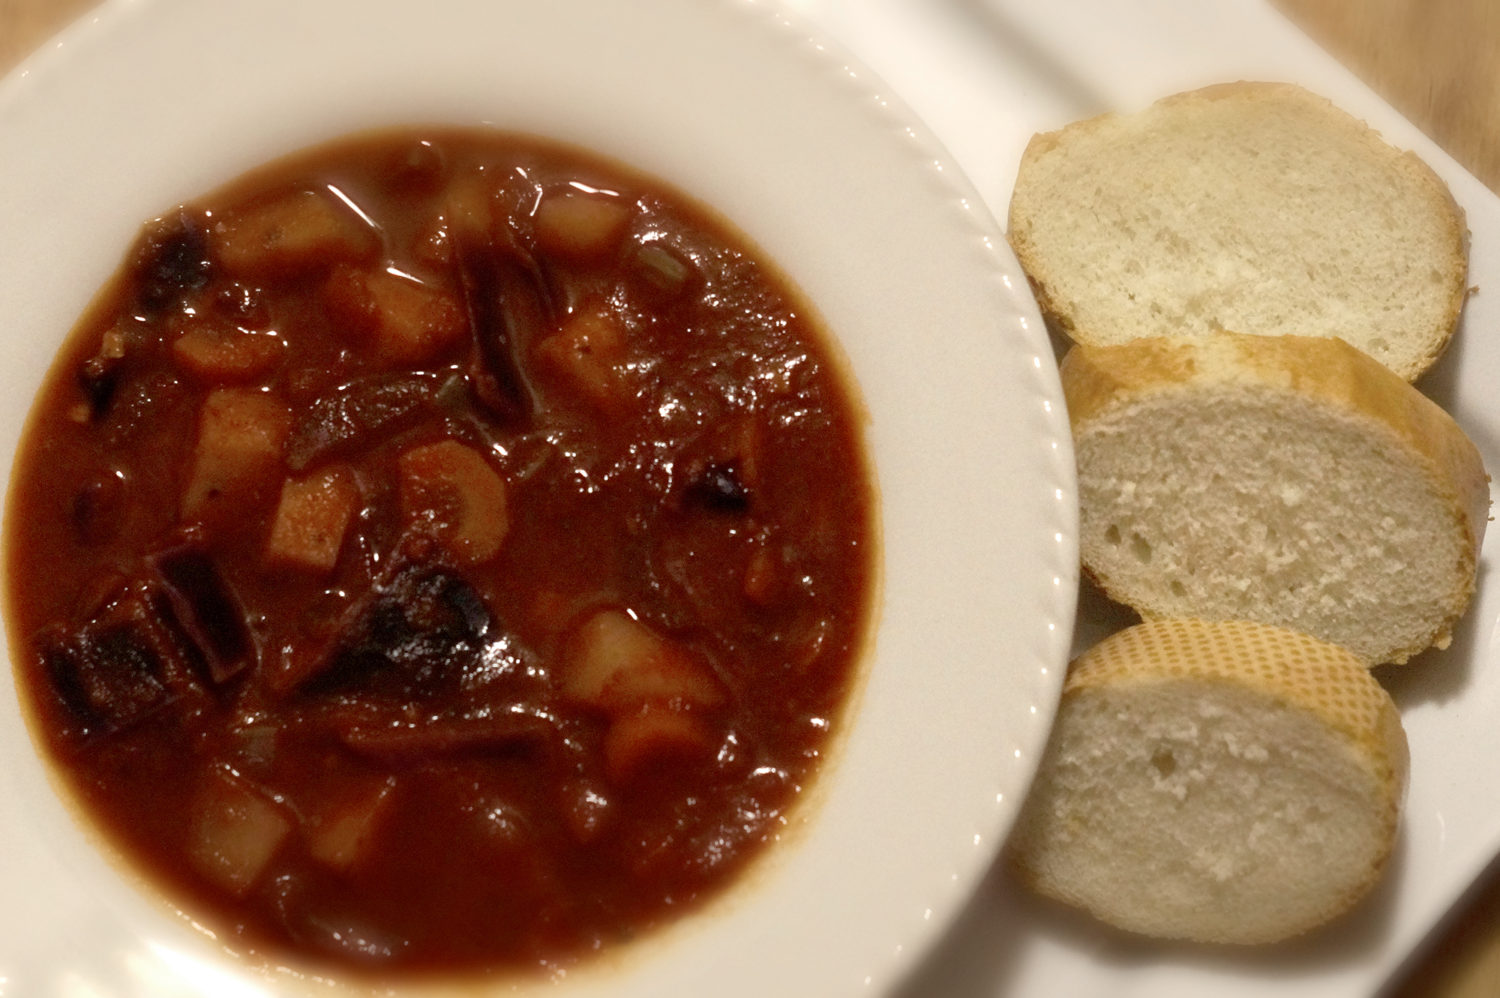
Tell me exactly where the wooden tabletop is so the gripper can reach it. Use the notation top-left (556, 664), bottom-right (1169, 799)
top-left (2, 0), bottom-right (1498, 995)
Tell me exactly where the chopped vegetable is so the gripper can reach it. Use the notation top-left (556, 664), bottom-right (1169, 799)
top-left (398, 440), bottom-right (510, 565)
top-left (150, 544), bottom-right (255, 684)
top-left (560, 609), bottom-right (724, 714)
top-left (304, 776), bottom-right (398, 872)
top-left (301, 564), bottom-right (494, 696)
top-left (533, 310), bottom-right (627, 409)
top-left (533, 190), bottom-right (632, 260)
top-left (285, 372), bottom-right (443, 472)
top-left (132, 208), bottom-right (214, 313)
top-left (186, 765), bottom-right (292, 898)
top-left (632, 242), bottom-right (692, 296)
top-left (39, 616), bottom-right (170, 739)
top-left (181, 387), bottom-right (291, 520)
top-left (603, 704), bottom-right (716, 782)
top-left (441, 170), bottom-right (498, 245)
top-left (265, 465), bottom-right (359, 574)
top-left (336, 711), bottom-right (556, 762)
top-left (212, 188), bottom-right (378, 278)
top-left (322, 264), bottom-right (466, 366)
top-left (453, 236), bottom-right (546, 424)
top-left (172, 321), bottom-right (285, 383)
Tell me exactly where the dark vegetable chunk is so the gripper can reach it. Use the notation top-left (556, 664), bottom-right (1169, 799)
top-left (284, 372), bottom-right (444, 472)
top-left (41, 624), bottom-right (169, 739)
top-left (37, 580), bottom-right (197, 739)
top-left (311, 564), bottom-right (494, 697)
top-left (454, 236), bottom-right (546, 424)
top-left (133, 209), bottom-right (214, 313)
top-left (150, 545), bottom-right (255, 684)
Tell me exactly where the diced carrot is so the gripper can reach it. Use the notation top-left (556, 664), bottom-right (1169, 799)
top-left (533, 191), bottom-right (632, 260)
top-left (560, 609), bottom-right (724, 714)
top-left (533, 311), bottom-right (627, 409)
top-left (185, 765), bottom-right (292, 898)
top-left (212, 188), bottom-right (378, 277)
top-left (304, 776), bottom-right (398, 872)
top-left (171, 321), bottom-right (285, 383)
top-left (323, 264), bottom-right (466, 366)
top-left (181, 388), bottom-right (291, 520)
top-left (265, 465), bottom-right (359, 574)
top-left (603, 704), bottom-right (715, 782)
top-left (398, 440), bottom-right (509, 565)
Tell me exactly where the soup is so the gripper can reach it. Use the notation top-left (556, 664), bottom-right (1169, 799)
top-left (5, 128), bottom-right (874, 978)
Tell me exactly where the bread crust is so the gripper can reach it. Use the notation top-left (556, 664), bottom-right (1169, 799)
top-left (1062, 333), bottom-right (1489, 664)
top-left (1008, 81), bottom-right (1469, 381)
top-left (1008, 618), bottom-right (1408, 944)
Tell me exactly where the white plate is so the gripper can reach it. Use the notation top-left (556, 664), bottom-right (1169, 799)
top-left (782, 1), bottom-right (1500, 995)
top-left (0, 0), bottom-right (1076, 996)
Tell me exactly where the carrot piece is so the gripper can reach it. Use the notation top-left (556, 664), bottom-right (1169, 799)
top-left (323, 264), bottom-right (466, 366)
top-left (212, 188), bottom-right (378, 277)
top-left (533, 311), bottom-right (627, 409)
top-left (533, 191), bottom-right (632, 260)
top-left (398, 440), bottom-right (510, 565)
top-left (181, 388), bottom-right (291, 520)
top-left (265, 465), bottom-right (359, 574)
top-left (560, 609), bottom-right (724, 714)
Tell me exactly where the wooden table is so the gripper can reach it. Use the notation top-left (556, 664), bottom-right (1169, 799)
top-left (2, 0), bottom-right (1498, 994)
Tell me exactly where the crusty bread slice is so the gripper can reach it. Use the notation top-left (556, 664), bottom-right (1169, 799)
top-left (1064, 332), bottom-right (1488, 666)
top-left (1008, 617), bottom-right (1409, 945)
top-left (1008, 81), bottom-right (1468, 381)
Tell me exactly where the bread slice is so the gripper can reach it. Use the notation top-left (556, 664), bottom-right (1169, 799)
top-left (1008, 81), bottom-right (1468, 381)
top-left (1008, 617), bottom-right (1409, 945)
top-left (1064, 332), bottom-right (1488, 665)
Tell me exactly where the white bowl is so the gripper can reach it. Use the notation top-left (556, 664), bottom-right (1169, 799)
top-left (0, 0), bottom-right (1076, 994)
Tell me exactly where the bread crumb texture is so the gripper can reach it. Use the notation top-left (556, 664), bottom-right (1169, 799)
top-left (1008, 81), bottom-right (1467, 380)
top-left (1064, 333), bottom-right (1489, 665)
top-left (1008, 618), bottom-right (1408, 945)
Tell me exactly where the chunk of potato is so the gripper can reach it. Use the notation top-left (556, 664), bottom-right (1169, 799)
top-left (304, 776), bottom-right (398, 872)
top-left (171, 321), bottom-right (285, 383)
top-left (533, 191), bottom-right (632, 260)
top-left (212, 188), bottom-right (378, 277)
top-left (323, 264), bottom-right (466, 366)
top-left (265, 465), bottom-right (359, 574)
top-left (441, 171), bottom-right (499, 245)
top-left (560, 609), bottom-right (724, 714)
top-left (181, 388), bottom-right (291, 520)
top-left (185, 765), bottom-right (292, 898)
top-left (603, 704), bottom-right (716, 782)
top-left (398, 440), bottom-right (509, 565)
